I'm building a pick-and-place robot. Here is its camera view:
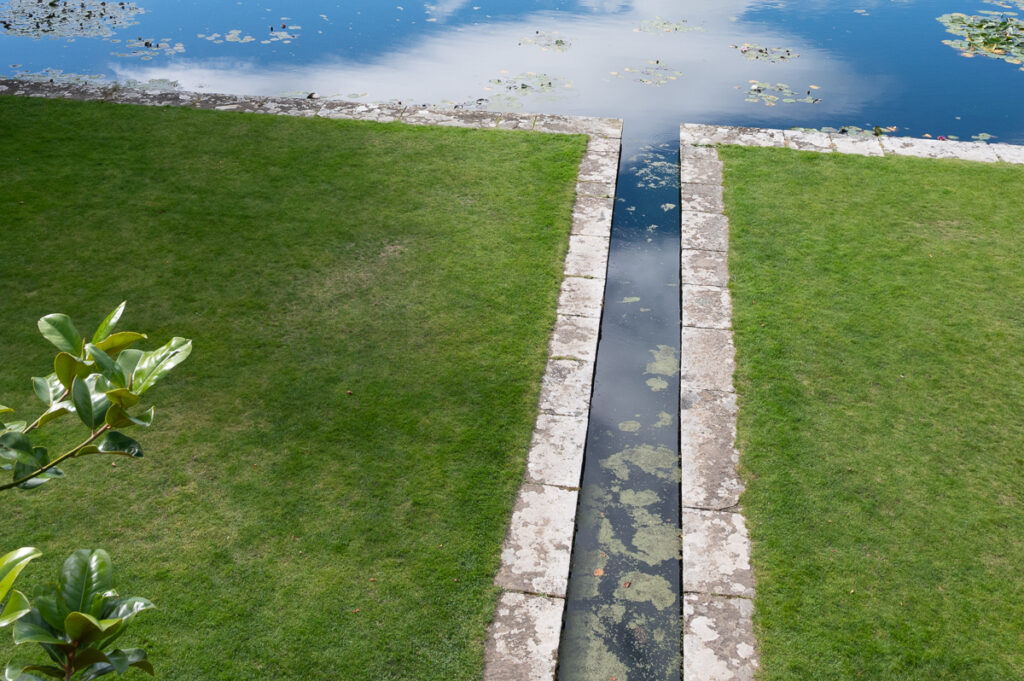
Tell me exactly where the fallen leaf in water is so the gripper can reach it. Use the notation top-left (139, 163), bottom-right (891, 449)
top-left (593, 568), bottom-right (605, 577)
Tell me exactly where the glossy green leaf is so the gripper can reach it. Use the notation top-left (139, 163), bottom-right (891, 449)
top-left (37, 314), bottom-right (83, 355)
top-left (0, 548), bottom-right (40, 603)
top-left (85, 345), bottom-right (126, 389)
top-left (14, 447), bottom-right (62, 490)
top-left (36, 401), bottom-right (73, 429)
top-left (93, 332), bottom-right (147, 358)
top-left (103, 389), bottom-right (141, 410)
top-left (91, 302), bottom-right (126, 345)
top-left (6, 664), bottom-right (48, 681)
top-left (104, 406), bottom-right (154, 430)
top-left (96, 432), bottom-right (143, 458)
top-left (20, 666), bottom-right (63, 680)
top-left (0, 433), bottom-right (36, 465)
top-left (102, 597), bottom-right (154, 622)
top-left (0, 590), bottom-right (31, 628)
top-left (0, 422), bottom-right (26, 436)
top-left (71, 377), bottom-right (111, 430)
top-left (131, 338), bottom-right (192, 394)
top-left (114, 350), bottom-right (143, 382)
top-left (0, 406), bottom-right (10, 416)
top-left (71, 649), bottom-right (111, 672)
top-left (13, 619), bottom-right (65, 646)
top-left (58, 550), bottom-right (113, 615)
top-left (103, 649), bottom-right (152, 677)
top-left (64, 612), bottom-right (123, 647)
top-left (54, 354), bottom-right (94, 391)
top-left (32, 378), bottom-right (50, 405)
top-left (33, 596), bottom-right (66, 633)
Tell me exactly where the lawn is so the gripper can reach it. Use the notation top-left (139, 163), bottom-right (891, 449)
top-left (0, 96), bottom-right (586, 680)
top-left (721, 146), bottom-right (1024, 680)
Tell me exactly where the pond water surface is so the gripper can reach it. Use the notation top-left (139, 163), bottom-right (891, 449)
top-left (4, 1), bottom-right (1022, 678)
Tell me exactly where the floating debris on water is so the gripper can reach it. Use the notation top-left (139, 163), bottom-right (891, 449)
top-left (743, 80), bottom-right (821, 106)
top-left (111, 37), bottom-right (185, 59)
top-left (634, 16), bottom-right (704, 33)
top-left (518, 29), bottom-right (571, 51)
top-left (937, 11), bottom-right (1024, 71)
top-left (792, 124), bottom-right (899, 136)
top-left (486, 71), bottom-right (574, 96)
top-left (731, 43), bottom-right (799, 62)
top-left (198, 29), bottom-right (257, 44)
top-left (0, 0), bottom-right (143, 38)
top-left (611, 60), bottom-right (681, 86)
top-left (983, 0), bottom-right (1024, 10)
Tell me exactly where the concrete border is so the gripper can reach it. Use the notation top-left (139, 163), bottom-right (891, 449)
top-left (679, 123), bottom-right (1024, 681)
top-left (0, 77), bottom-right (620, 681)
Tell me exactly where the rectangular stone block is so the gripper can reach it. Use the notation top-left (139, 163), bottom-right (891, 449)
top-left (681, 249), bottom-right (729, 287)
top-left (317, 101), bottom-right (404, 122)
top-left (683, 285), bottom-right (732, 329)
top-left (680, 183), bottom-right (724, 214)
top-left (684, 594), bottom-right (759, 681)
top-left (532, 114), bottom-right (622, 138)
top-left (577, 151), bottom-right (619, 184)
top-left (880, 136), bottom-right (999, 162)
top-left (575, 179), bottom-right (616, 199)
top-left (682, 509), bottom-right (754, 597)
top-left (679, 156), bottom-right (723, 185)
top-left (401, 107), bottom-right (501, 128)
top-left (989, 142), bottom-right (1024, 164)
top-left (681, 212), bottom-right (729, 252)
top-left (680, 390), bottom-right (743, 510)
top-left (586, 135), bottom-right (621, 155)
top-left (557, 276), bottom-right (604, 318)
top-left (537, 359), bottom-right (594, 417)
top-left (680, 124), bottom-right (786, 148)
top-left (680, 144), bottom-right (721, 162)
top-left (680, 327), bottom-right (735, 392)
top-left (495, 484), bottom-right (578, 597)
top-left (571, 195), bottom-right (614, 238)
top-left (525, 413), bottom-right (588, 488)
top-left (564, 235), bottom-right (609, 279)
top-left (830, 134), bottom-right (884, 157)
top-left (548, 314), bottom-right (600, 363)
top-left (484, 592), bottom-right (564, 681)
top-left (783, 129), bottom-right (834, 153)
top-left (497, 112), bottom-right (535, 130)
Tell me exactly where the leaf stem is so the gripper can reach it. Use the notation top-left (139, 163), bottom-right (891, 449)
top-left (0, 425), bottom-right (110, 492)
top-left (23, 387), bottom-right (71, 434)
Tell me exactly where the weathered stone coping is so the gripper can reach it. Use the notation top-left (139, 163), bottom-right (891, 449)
top-left (0, 77), bottom-right (620, 681)
top-left (679, 123), bottom-right (1024, 681)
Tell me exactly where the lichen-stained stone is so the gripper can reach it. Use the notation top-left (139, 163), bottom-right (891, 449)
top-left (108, 89), bottom-right (198, 107)
top-left (497, 112), bottom-right (535, 130)
top-left (571, 195), bottom-right (614, 238)
top-left (830, 134), bottom-right (884, 156)
top-left (575, 179), bottom-right (616, 199)
top-left (680, 124), bottom-right (786, 148)
top-left (557, 276), bottom-right (605, 318)
top-left (577, 152), bottom-right (620, 183)
top-left (683, 594), bottom-right (759, 681)
top-left (880, 136), bottom-right (999, 162)
top-left (587, 135), bottom-right (622, 155)
top-left (783, 129), bottom-right (834, 153)
top-left (538, 359), bottom-right (594, 417)
top-left (680, 183), bottom-right (724, 214)
top-left (254, 97), bottom-right (322, 117)
top-left (533, 113), bottom-right (623, 138)
top-left (495, 484), bottom-right (578, 597)
top-left (681, 212), bottom-right (729, 253)
top-left (401, 107), bottom-right (501, 128)
top-left (679, 156), bottom-right (723, 185)
top-left (549, 314), bottom-right (600, 363)
top-left (683, 285), bottom-right (732, 330)
top-left (989, 142), bottom-right (1024, 164)
top-left (681, 249), bottom-right (729, 287)
top-left (564, 235), bottom-right (610, 279)
top-left (680, 390), bottom-right (743, 510)
top-left (682, 509), bottom-right (754, 597)
top-left (484, 592), bottom-right (565, 681)
top-left (680, 327), bottom-right (735, 393)
top-left (190, 92), bottom-right (252, 111)
top-left (680, 144), bottom-right (721, 162)
top-left (317, 100), bottom-right (405, 122)
top-left (525, 413), bottom-right (588, 488)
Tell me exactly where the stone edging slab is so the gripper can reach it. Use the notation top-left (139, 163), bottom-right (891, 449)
top-left (0, 77), bottom-right (620, 681)
top-left (679, 123), bottom-right (1024, 681)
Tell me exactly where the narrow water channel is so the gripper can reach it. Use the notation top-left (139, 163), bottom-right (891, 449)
top-left (558, 131), bottom-right (682, 680)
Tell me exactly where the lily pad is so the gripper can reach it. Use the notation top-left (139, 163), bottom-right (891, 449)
top-left (634, 17), bottom-right (704, 33)
top-left (0, 0), bottom-right (143, 39)
top-left (731, 43), bottom-right (799, 62)
top-left (937, 12), bottom-right (1024, 71)
top-left (611, 61), bottom-right (682, 86)
top-left (518, 30), bottom-right (571, 52)
top-left (743, 81), bottom-right (820, 106)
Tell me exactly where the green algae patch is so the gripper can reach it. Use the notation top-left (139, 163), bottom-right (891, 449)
top-left (618, 572), bottom-right (676, 610)
top-left (603, 444), bottom-right (678, 482)
top-left (645, 344), bottom-right (679, 376)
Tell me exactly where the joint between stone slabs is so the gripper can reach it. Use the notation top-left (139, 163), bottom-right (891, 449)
top-left (682, 503), bottom-right (742, 514)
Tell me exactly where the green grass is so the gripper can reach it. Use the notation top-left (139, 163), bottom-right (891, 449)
top-left (0, 96), bottom-right (586, 680)
top-left (721, 146), bottom-right (1024, 680)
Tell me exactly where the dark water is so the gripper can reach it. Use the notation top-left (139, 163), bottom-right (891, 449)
top-left (5, 0), bottom-right (1022, 677)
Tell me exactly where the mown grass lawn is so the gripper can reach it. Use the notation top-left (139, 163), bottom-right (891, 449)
top-left (721, 146), bottom-right (1024, 680)
top-left (0, 96), bottom-right (585, 680)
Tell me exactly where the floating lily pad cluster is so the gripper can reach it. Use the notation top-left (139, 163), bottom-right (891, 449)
top-left (111, 37), bottom-right (185, 60)
top-left (518, 30), bottom-right (571, 52)
top-left (198, 29), bottom-right (257, 44)
top-left (983, 0), bottom-right (1024, 10)
top-left (9, 67), bottom-right (107, 84)
top-left (486, 71), bottom-right (573, 95)
top-left (937, 11), bottom-right (1024, 70)
top-left (610, 61), bottom-right (682, 86)
top-left (731, 43), bottom-right (799, 62)
top-left (634, 16), bottom-right (704, 33)
top-left (631, 143), bottom-right (679, 189)
top-left (0, 0), bottom-right (143, 38)
top-left (742, 81), bottom-right (820, 106)
top-left (793, 125), bottom-right (899, 136)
